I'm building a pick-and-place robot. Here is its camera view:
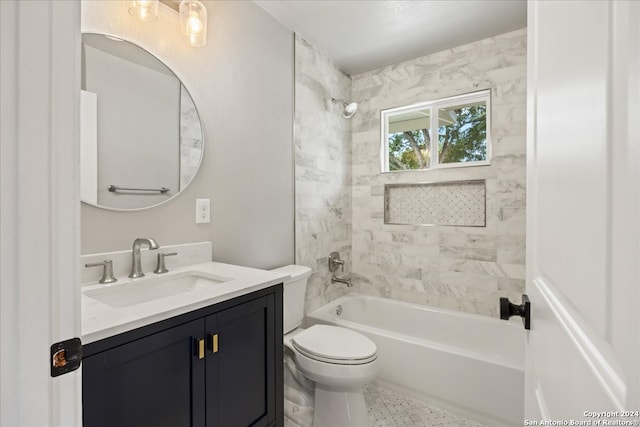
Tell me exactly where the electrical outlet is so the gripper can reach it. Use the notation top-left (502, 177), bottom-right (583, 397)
top-left (195, 199), bottom-right (210, 223)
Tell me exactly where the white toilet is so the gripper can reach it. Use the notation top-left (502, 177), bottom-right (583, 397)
top-left (272, 265), bottom-right (378, 427)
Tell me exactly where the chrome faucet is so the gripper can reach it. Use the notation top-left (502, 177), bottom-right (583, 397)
top-left (329, 251), bottom-right (351, 286)
top-left (129, 237), bottom-right (160, 278)
top-left (331, 276), bottom-right (352, 287)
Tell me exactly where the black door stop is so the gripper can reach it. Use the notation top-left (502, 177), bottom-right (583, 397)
top-left (500, 294), bottom-right (530, 330)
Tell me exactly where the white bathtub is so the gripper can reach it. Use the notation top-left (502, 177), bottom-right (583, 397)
top-left (305, 293), bottom-right (524, 427)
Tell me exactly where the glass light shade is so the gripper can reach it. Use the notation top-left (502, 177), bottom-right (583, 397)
top-left (128, 0), bottom-right (159, 22)
top-left (179, 1), bottom-right (207, 47)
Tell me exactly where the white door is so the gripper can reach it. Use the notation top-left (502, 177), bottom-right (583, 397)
top-left (0, 1), bottom-right (82, 425)
top-left (526, 0), bottom-right (639, 422)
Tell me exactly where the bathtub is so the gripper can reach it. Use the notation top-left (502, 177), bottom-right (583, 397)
top-left (305, 293), bottom-right (524, 427)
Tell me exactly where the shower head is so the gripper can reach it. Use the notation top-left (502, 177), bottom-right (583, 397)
top-left (331, 98), bottom-right (358, 119)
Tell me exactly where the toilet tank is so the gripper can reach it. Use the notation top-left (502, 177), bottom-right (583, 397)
top-left (270, 265), bottom-right (312, 334)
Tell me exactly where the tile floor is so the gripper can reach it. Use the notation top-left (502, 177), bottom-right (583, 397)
top-left (285, 381), bottom-right (488, 427)
top-left (364, 382), bottom-right (488, 427)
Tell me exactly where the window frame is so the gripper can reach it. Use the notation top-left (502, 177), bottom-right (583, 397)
top-left (380, 89), bottom-right (492, 173)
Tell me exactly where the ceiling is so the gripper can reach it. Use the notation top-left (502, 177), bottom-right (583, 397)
top-left (253, 0), bottom-right (527, 75)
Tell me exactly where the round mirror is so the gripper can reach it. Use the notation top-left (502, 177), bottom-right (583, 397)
top-left (81, 33), bottom-right (204, 210)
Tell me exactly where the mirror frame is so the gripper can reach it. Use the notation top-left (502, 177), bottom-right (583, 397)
top-left (81, 32), bottom-right (205, 212)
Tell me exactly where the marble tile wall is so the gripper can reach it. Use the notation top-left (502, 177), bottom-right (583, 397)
top-left (179, 85), bottom-right (203, 191)
top-left (350, 29), bottom-right (527, 316)
top-left (294, 36), bottom-right (353, 313)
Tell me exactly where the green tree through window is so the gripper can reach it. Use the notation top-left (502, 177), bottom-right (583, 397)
top-left (438, 104), bottom-right (486, 164)
top-left (388, 129), bottom-right (431, 170)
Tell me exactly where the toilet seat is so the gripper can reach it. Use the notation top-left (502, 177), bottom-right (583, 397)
top-left (291, 325), bottom-right (377, 365)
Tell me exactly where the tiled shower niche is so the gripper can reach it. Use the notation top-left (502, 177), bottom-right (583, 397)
top-left (384, 180), bottom-right (486, 227)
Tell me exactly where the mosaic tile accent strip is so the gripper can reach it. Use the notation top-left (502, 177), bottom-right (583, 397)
top-left (384, 180), bottom-right (486, 227)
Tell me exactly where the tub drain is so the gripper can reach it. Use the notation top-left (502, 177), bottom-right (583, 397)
top-left (336, 305), bottom-right (342, 316)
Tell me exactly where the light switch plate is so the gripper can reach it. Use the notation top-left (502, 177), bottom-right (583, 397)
top-left (196, 199), bottom-right (210, 223)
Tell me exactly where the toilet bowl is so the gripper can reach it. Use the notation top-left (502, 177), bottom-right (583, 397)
top-left (285, 325), bottom-right (378, 427)
top-left (272, 265), bottom-right (378, 427)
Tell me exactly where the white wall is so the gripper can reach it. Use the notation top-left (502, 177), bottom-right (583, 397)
top-left (81, 90), bottom-right (98, 204)
top-left (83, 43), bottom-right (180, 209)
top-left (81, 1), bottom-right (294, 269)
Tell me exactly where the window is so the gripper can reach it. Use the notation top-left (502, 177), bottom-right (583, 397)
top-left (380, 90), bottom-right (491, 172)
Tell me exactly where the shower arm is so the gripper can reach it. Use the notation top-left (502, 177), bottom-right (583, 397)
top-left (330, 97), bottom-right (358, 118)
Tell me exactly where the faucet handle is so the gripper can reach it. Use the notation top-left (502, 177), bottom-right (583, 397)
top-left (153, 252), bottom-right (177, 274)
top-left (328, 251), bottom-right (345, 272)
top-left (85, 259), bottom-right (117, 284)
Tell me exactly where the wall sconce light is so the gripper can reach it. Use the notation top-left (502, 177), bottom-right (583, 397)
top-left (129, 0), bottom-right (159, 23)
top-left (179, 1), bottom-right (207, 47)
top-left (130, 0), bottom-right (208, 47)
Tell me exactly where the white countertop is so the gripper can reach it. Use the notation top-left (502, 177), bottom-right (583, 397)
top-left (82, 261), bottom-right (288, 344)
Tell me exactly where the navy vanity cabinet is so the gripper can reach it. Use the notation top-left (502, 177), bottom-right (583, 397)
top-left (82, 319), bottom-right (206, 427)
top-left (82, 285), bottom-right (283, 427)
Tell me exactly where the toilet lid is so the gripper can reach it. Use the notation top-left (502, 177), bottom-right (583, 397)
top-left (292, 325), bottom-right (377, 364)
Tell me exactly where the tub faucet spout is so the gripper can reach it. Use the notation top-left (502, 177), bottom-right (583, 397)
top-left (129, 237), bottom-right (159, 278)
top-left (332, 275), bottom-right (352, 287)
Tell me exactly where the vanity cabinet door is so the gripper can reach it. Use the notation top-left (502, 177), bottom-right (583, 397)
top-left (82, 319), bottom-right (206, 427)
top-left (205, 295), bottom-right (276, 427)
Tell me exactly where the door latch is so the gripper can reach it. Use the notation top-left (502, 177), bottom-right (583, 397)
top-left (500, 294), bottom-right (531, 330)
top-left (50, 338), bottom-right (82, 377)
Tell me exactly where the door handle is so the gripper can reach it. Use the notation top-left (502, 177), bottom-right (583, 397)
top-left (208, 333), bottom-right (218, 353)
top-left (500, 294), bottom-right (531, 330)
top-left (195, 338), bottom-right (205, 359)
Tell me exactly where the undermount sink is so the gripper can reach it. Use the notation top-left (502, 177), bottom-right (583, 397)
top-left (84, 271), bottom-right (233, 308)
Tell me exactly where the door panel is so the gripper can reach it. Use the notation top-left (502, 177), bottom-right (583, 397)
top-left (533, 0), bottom-right (608, 337)
top-left (83, 320), bottom-right (205, 427)
top-left (1, 1), bottom-right (81, 424)
top-left (527, 0), bottom-right (639, 420)
top-left (206, 296), bottom-right (273, 427)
